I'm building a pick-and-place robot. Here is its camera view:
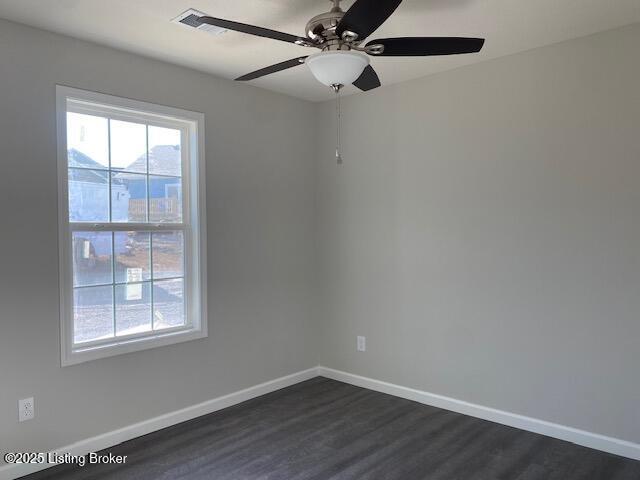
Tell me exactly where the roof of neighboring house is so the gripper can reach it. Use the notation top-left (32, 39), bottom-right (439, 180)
top-left (68, 149), bottom-right (127, 186)
top-left (68, 168), bottom-right (108, 184)
top-left (68, 148), bottom-right (105, 169)
top-left (69, 145), bottom-right (180, 183)
top-left (120, 145), bottom-right (180, 177)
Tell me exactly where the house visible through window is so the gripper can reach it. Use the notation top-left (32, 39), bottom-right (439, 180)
top-left (57, 86), bottom-right (206, 366)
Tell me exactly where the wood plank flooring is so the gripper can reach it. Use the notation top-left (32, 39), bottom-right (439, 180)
top-left (22, 377), bottom-right (640, 479)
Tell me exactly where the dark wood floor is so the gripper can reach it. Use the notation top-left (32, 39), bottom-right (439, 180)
top-left (23, 377), bottom-right (640, 480)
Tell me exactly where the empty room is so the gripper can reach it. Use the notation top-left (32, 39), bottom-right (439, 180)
top-left (1, 1), bottom-right (639, 479)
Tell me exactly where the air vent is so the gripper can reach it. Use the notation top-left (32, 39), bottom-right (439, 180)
top-left (172, 9), bottom-right (227, 36)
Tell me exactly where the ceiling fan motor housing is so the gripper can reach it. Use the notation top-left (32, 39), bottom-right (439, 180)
top-left (304, 2), bottom-right (379, 54)
top-left (305, 9), bottom-right (345, 42)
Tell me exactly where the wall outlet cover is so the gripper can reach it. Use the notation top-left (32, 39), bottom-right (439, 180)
top-left (357, 336), bottom-right (366, 352)
top-left (19, 397), bottom-right (34, 422)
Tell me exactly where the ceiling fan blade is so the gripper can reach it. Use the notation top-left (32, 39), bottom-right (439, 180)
top-left (366, 37), bottom-right (485, 56)
top-left (198, 16), bottom-right (311, 45)
top-left (336, 0), bottom-right (403, 41)
top-left (353, 65), bottom-right (381, 91)
top-left (236, 57), bottom-right (308, 81)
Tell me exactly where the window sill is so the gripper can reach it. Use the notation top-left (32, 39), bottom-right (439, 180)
top-left (62, 327), bottom-right (207, 367)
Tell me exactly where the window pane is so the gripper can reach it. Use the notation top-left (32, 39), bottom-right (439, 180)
top-left (148, 126), bottom-right (181, 177)
top-left (116, 282), bottom-right (152, 336)
top-left (72, 232), bottom-right (113, 287)
top-left (149, 176), bottom-right (182, 223)
top-left (68, 168), bottom-right (110, 222)
top-left (110, 120), bottom-right (147, 172)
top-left (153, 279), bottom-right (185, 330)
top-left (115, 232), bottom-right (151, 283)
top-left (112, 173), bottom-right (147, 222)
top-left (152, 231), bottom-right (184, 279)
top-left (67, 112), bottom-right (109, 169)
top-left (74, 285), bottom-right (114, 344)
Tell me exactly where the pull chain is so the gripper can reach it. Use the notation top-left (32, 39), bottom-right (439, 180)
top-left (333, 84), bottom-right (343, 165)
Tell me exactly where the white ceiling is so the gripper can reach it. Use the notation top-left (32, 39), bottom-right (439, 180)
top-left (1, 0), bottom-right (639, 102)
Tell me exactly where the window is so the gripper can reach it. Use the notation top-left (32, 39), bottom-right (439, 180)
top-left (57, 86), bottom-right (206, 366)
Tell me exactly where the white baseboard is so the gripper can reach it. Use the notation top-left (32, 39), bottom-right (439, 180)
top-left (0, 367), bottom-right (320, 480)
top-left (317, 366), bottom-right (640, 461)
top-left (3, 365), bottom-right (638, 480)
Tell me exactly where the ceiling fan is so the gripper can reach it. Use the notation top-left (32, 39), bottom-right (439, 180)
top-left (194, 0), bottom-right (485, 92)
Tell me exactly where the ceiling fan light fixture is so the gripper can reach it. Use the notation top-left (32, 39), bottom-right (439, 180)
top-left (306, 51), bottom-right (369, 87)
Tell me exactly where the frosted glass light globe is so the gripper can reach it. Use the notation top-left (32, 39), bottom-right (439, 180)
top-left (306, 51), bottom-right (369, 87)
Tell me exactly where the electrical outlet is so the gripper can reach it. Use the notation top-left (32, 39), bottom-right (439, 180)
top-left (19, 397), bottom-right (34, 422)
top-left (357, 336), bottom-right (366, 352)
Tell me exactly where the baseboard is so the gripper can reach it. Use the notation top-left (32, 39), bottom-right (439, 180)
top-left (0, 367), bottom-right (320, 480)
top-left (4, 365), bottom-right (637, 480)
top-left (318, 366), bottom-right (640, 461)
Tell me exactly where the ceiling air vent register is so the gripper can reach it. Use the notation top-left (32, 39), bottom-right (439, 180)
top-left (172, 9), bottom-right (227, 36)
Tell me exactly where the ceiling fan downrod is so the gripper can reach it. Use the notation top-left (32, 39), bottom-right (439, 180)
top-left (330, 0), bottom-right (343, 12)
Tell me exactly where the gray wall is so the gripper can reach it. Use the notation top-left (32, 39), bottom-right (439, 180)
top-left (0, 19), bottom-right (318, 455)
top-left (316, 24), bottom-right (640, 444)
top-left (2, 15), bottom-right (640, 459)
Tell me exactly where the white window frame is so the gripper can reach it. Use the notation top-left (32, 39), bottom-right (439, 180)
top-left (56, 86), bottom-right (207, 366)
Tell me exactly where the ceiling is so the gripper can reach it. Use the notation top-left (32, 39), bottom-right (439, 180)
top-left (0, 0), bottom-right (639, 102)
